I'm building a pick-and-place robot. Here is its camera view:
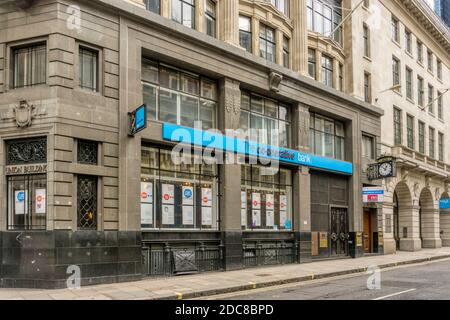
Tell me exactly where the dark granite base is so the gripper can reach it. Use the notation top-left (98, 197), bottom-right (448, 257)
top-left (348, 232), bottom-right (364, 258)
top-left (0, 230), bottom-right (143, 289)
top-left (221, 231), bottom-right (243, 271)
top-left (296, 232), bottom-right (312, 263)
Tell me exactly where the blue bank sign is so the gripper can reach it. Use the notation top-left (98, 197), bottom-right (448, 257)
top-left (128, 104), bottom-right (147, 136)
top-left (162, 123), bottom-right (353, 175)
top-left (440, 199), bottom-right (450, 209)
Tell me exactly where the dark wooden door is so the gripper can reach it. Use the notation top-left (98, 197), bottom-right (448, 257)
top-left (363, 209), bottom-right (371, 253)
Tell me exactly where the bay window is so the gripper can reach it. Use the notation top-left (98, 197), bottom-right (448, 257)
top-left (259, 24), bottom-right (276, 63)
top-left (307, 0), bottom-right (343, 45)
top-left (142, 59), bottom-right (217, 130)
top-left (171, 0), bottom-right (195, 29)
top-left (309, 113), bottom-right (345, 160)
top-left (321, 55), bottom-right (333, 87)
top-left (264, 0), bottom-right (289, 16)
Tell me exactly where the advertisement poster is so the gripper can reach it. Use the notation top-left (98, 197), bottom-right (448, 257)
top-left (162, 184), bottom-right (175, 204)
top-left (266, 194), bottom-right (274, 210)
top-left (35, 188), bottom-right (46, 214)
top-left (140, 182), bottom-right (153, 203)
top-left (280, 194), bottom-right (287, 211)
top-left (201, 188), bottom-right (212, 207)
top-left (241, 209), bottom-right (247, 226)
top-left (182, 186), bottom-right (194, 205)
top-left (280, 210), bottom-right (287, 228)
top-left (162, 204), bottom-right (174, 224)
top-left (252, 192), bottom-right (261, 210)
top-left (182, 205), bottom-right (194, 225)
top-left (319, 232), bottom-right (328, 248)
top-left (141, 203), bottom-right (153, 225)
top-left (252, 209), bottom-right (261, 227)
top-left (241, 191), bottom-right (247, 209)
top-left (14, 190), bottom-right (27, 215)
top-left (266, 210), bottom-right (274, 227)
top-left (202, 206), bottom-right (212, 225)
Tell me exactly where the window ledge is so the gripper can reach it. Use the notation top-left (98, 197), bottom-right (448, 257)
top-left (363, 55), bottom-right (372, 62)
top-left (392, 39), bottom-right (401, 49)
top-left (427, 69), bottom-right (434, 77)
top-left (417, 61), bottom-right (424, 68)
top-left (405, 51), bottom-right (414, 59)
top-left (406, 97), bottom-right (415, 104)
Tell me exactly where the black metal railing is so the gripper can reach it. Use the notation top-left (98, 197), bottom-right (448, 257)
top-left (142, 243), bottom-right (224, 276)
top-left (243, 241), bottom-right (297, 268)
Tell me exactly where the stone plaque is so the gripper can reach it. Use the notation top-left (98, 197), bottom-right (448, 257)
top-left (173, 250), bottom-right (198, 274)
top-left (356, 232), bottom-right (363, 247)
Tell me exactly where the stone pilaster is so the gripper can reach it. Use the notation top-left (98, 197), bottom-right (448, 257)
top-left (195, 0), bottom-right (203, 33)
top-left (381, 202), bottom-right (396, 254)
top-left (294, 166), bottom-right (312, 263)
top-left (291, 0), bottom-right (308, 75)
top-left (421, 208), bottom-right (442, 248)
top-left (440, 208), bottom-right (450, 247)
top-left (292, 103), bottom-right (310, 153)
top-left (399, 205), bottom-right (422, 251)
top-left (252, 17), bottom-right (260, 56)
top-left (218, 0), bottom-right (239, 46)
top-left (161, 0), bottom-right (170, 18)
top-left (218, 78), bottom-right (242, 270)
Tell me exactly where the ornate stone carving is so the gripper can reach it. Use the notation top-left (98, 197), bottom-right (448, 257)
top-left (401, 168), bottom-right (409, 182)
top-left (14, 100), bottom-right (35, 127)
top-left (435, 187), bottom-right (441, 200)
top-left (425, 176), bottom-right (431, 189)
top-left (414, 182), bottom-right (420, 197)
top-left (224, 80), bottom-right (241, 115)
top-left (269, 71), bottom-right (283, 92)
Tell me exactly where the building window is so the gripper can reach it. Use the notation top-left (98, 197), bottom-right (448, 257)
top-left (362, 134), bottom-right (375, 159)
top-left (429, 127), bottom-right (435, 159)
top-left (438, 91), bottom-right (443, 120)
top-left (427, 49), bottom-right (433, 73)
top-left (392, 56), bottom-right (400, 90)
top-left (437, 59), bottom-right (442, 80)
top-left (145, 0), bottom-right (160, 14)
top-left (405, 29), bottom-right (412, 54)
top-left (438, 132), bottom-right (444, 162)
top-left (239, 16), bottom-right (252, 53)
top-left (205, 0), bottom-right (216, 37)
top-left (307, 0), bottom-right (343, 45)
top-left (417, 40), bottom-right (423, 63)
top-left (142, 59), bottom-right (217, 130)
top-left (282, 36), bottom-right (290, 68)
top-left (241, 163), bottom-right (292, 231)
top-left (77, 175), bottom-right (98, 230)
top-left (77, 140), bottom-right (98, 165)
top-left (364, 72), bottom-right (371, 103)
top-left (79, 47), bottom-right (98, 91)
top-left (259, 24), bottom-right (276, 63)
top-left (418, 76), bottom-right (424, 107)
top-left (363, 23), bottom-right (370, 58)
top-left (391, 16), bottom-right (399, 43)
top-left (240, 92), bottom-right (291, 148)
top-left (339, 63), bottom-right (344, 92)
top-left (12, 43), bottom-right (46, 88)
top-left (428, 84), bottom-right (434, 114)
top-left (309, 113), bottom-right (345, 160)
top-left (171, 0), bottom-right (195, 29)
top-left (406, 67), bottom-right (413, 100)
top-left (393, 107), bottom-right (402, 145)
top-left (321, 55), bottom-right (333, 87)
top-left (407, 114), bottom-right (414, 149)
top-left (308, 48), bottom-right (316, 79)
top-left (141, 146), bottom-right (219, 230)
top-left (264, 0), bottom-right (290, 16)
top-left (418, 121), bottom-right (425, 154)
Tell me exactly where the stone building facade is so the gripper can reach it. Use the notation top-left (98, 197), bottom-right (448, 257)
top-left (2, 0), bottom-right (445, 288)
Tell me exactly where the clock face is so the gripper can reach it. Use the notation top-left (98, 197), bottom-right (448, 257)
top-left (378, 162), bottom-right (392, 177)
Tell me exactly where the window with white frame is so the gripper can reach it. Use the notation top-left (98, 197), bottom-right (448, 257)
top-left (307, 0), bottom-right (343, 45)
top-left (171, 0), bottom-right (195, 29)
top-left (205, 0), bottom-right (216, 37)
top-left (239, 16), bottom-right (252, 53)
top-left (321, 55), bottom-right (333, 87)
top-left (362, 134), bottom-right (375, 159)
top-left (309, 113), bottom-right (345, 160)
top-left (259, 24), bottom-right (276, 63)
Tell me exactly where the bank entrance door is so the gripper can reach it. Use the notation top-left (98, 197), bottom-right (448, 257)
top-left (330, 207), bottom-right (349, 256)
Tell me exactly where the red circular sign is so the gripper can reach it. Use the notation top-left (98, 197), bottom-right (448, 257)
top-left (141, 192), bottom-right (147, 199)
top-left (164, 194), bottom-right (170, 200)
top-left (253, 201), bottom-right (258, 206)
top-left (203, 196), bottom-right (208, 203)
top-left (37, 195), bottom-right (43, 202)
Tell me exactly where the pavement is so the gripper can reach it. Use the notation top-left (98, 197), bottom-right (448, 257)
top-left (1, 247), bottom-right (450, 300)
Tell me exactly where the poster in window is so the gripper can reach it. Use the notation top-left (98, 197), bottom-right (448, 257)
top-left (280, 210), bottom-right (287, 228)
top-left (202, 206), bottom-right (212, 226)
top-left (35, 188), bottom-right (46, 214)
top-left (140, 182), bottom-right (153, 203)
top-left (252, 209), bottom-right (261, 227)
top-left (319, 232), bottom-right (328, 248)
top-left (266, 210), bottom-right (274, 227)
top-left (182, 205), bottom-right (194, 225)
top-left (182, 186), bottom-right (194, 205)
top-left (241, 191), bottom-right (247, 209)
top-left (266, 194), bottom-right (274, 210)
top-left (252, 192), bottom-right (261, 210)
top-left (201, 187), bottom-right (212, 207)
top-left (279, 194), bottom-right (287, 211)
top-left (162, 204), bottom-right (174, 225)
top-left (14, 190), bottom-right (28, 215)
top-left (241, 209), bottom-right (247, 226)
top-left (161, 184), bottom-right (175, 204)
top-left (141, 203), bottom-right (153, 225)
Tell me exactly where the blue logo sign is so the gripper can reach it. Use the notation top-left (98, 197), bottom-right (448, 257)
top-left (184, 189), bottom-right (193, 199)
top-left (129, 104), bottom-right (147, 136)
top-left (162, 123), bottom-right (353, 175)
top-left (440, 198), bottom-right (450, 209)
top-left (17, 191), bottom-right (25, 202)
top-left (285, 219), bottom-right (292, 229)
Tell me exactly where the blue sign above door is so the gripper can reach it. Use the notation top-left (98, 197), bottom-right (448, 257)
top-left (162, 123), bottom-right (353, 175)
top-left (440, 199), bottom-right (450, 209)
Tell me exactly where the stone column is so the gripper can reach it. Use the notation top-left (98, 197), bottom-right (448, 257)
top-left (333, 59), bottom-right (340, 90)
top-left (421, 208), bottom-right (442, 248)
top-left (276, 29), bottom-right (283, 67)
top-left (292, 103), bottom-right (310, 153)
top-left (195, 0), bottom-right (204, 33)
top-left (218, 0), bottom-right (239, 46)
top-left (291, 0), bottom-right (308, 75)
top-left (381, 202), bottom-right (396, 254)
top-left (399, 205), bottom-right (422, 251)
top-left (315, 50), bottom-right (322, 82)
top-left (218, 78), bottom-right (243, 270)
top-left (252, 17), bottom-right (260, 56)
top-left (161, 0), bottom-right (170, 19)
top-left (440, 208), bottom-right (450, 246)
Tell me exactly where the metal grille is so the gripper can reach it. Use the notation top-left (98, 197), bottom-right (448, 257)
top-left (77, 175), bottom-right (98, 229)
top-left (77, 140), bottom-right (98, 165)
top-left (6, 138), bottom-right (47, 165)
top-left (142, 243), bottom-right (223, 276)
top-left (243, 241), bottom-right (297, 267)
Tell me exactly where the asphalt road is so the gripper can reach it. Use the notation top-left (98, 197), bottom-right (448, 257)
top-left (203, 259), bottom-right (450, 300)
